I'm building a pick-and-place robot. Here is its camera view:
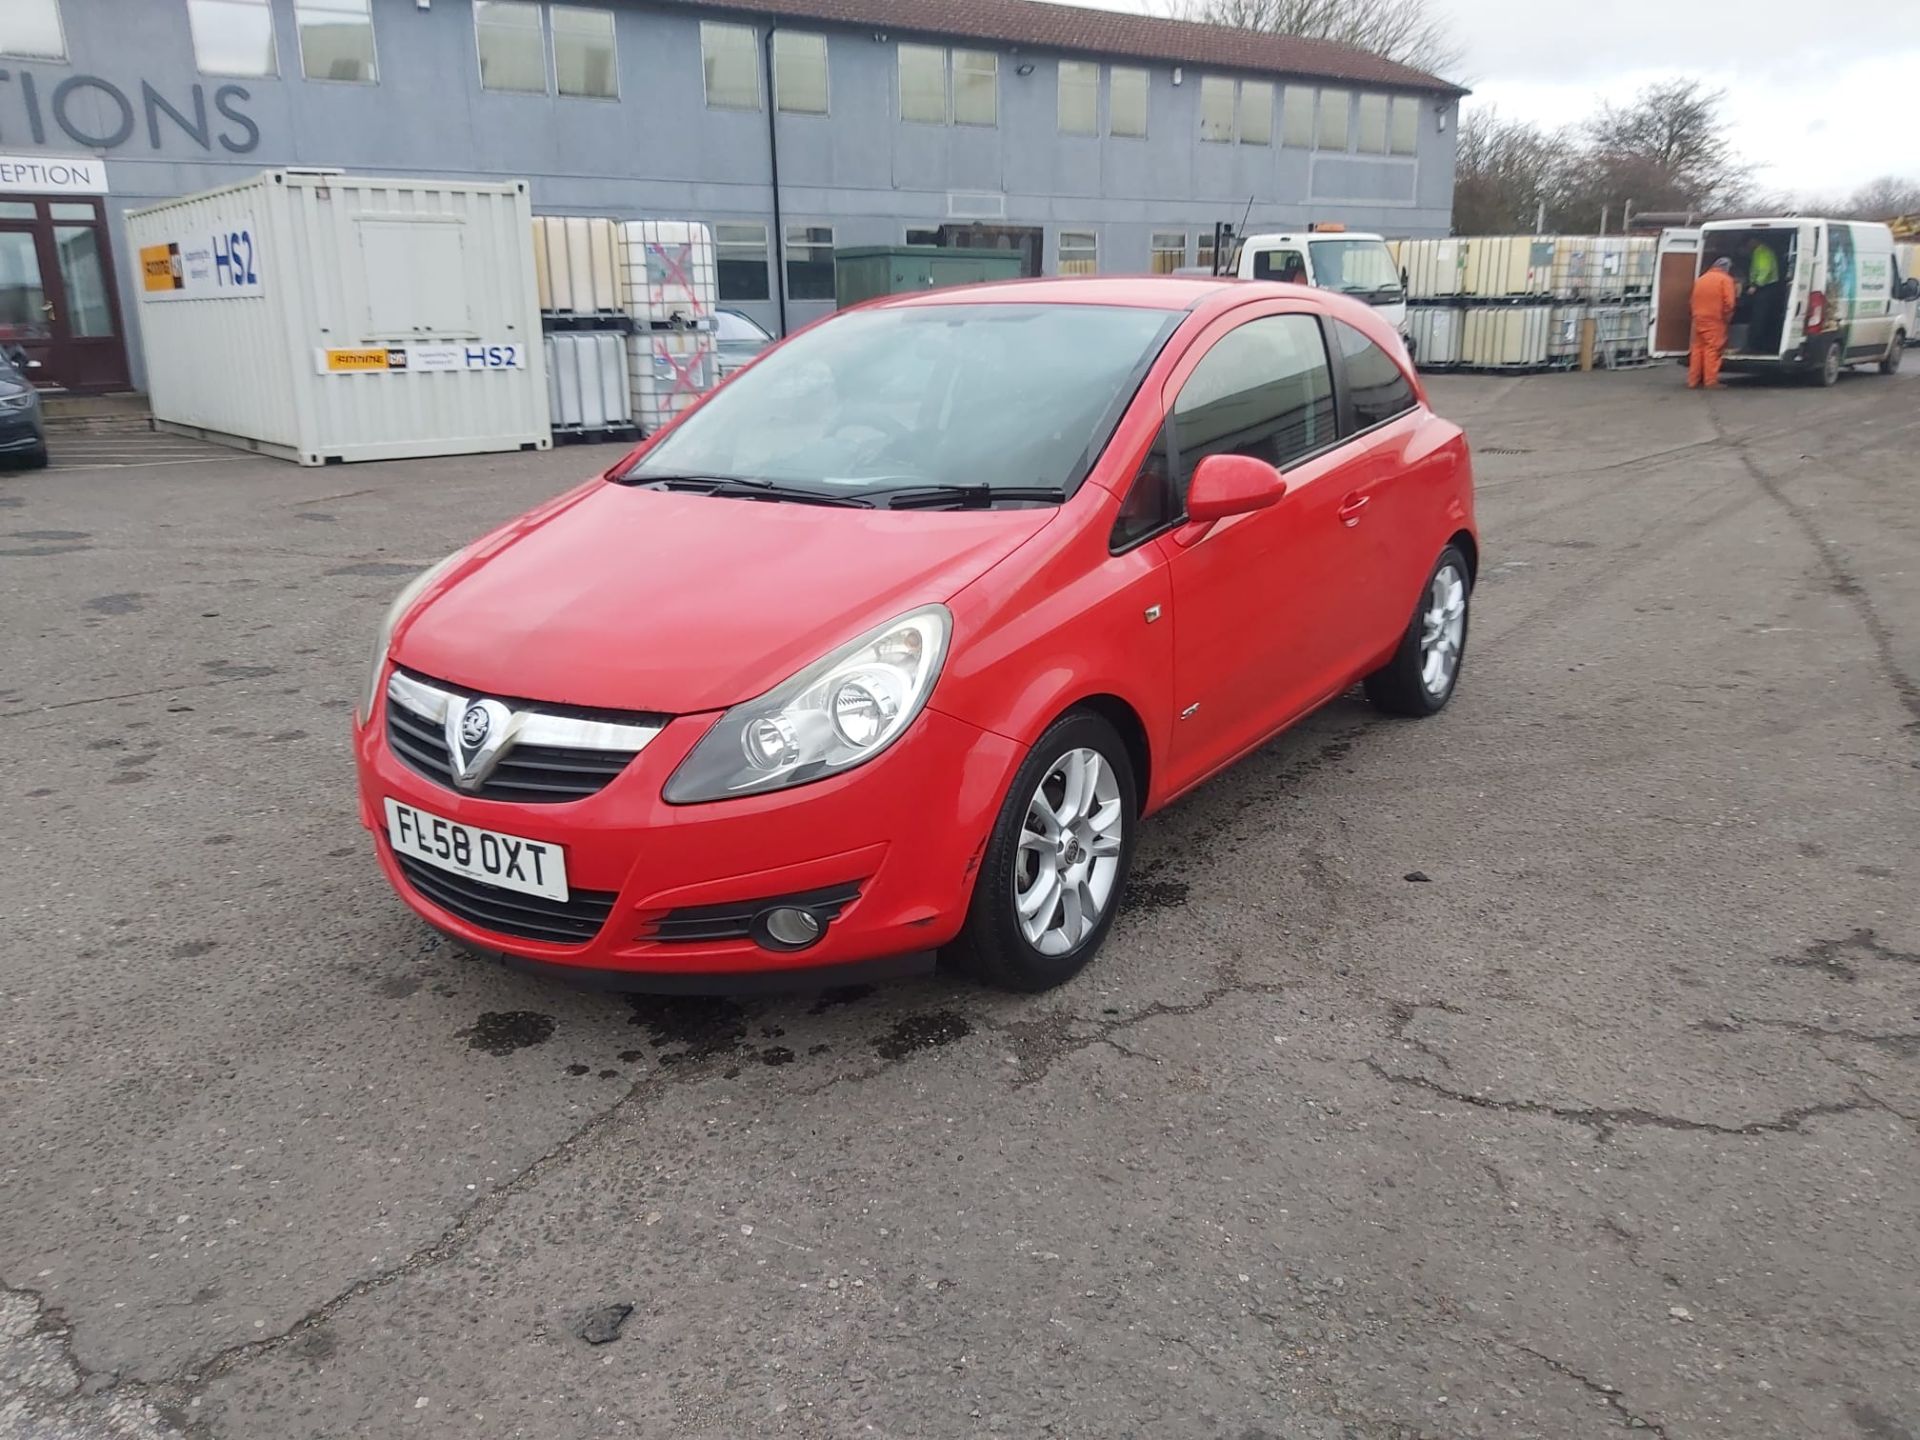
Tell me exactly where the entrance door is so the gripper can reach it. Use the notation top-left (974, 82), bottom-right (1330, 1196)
top-left (0, 196), bottom-right (129, 392)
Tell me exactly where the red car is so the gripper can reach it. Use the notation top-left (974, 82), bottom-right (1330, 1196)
top-left (354, 278), bottom-right (1476, 993)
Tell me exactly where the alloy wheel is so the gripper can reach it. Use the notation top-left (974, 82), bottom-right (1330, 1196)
top-left (1014, 747), bottom-right (1124, 955)
top-left (1421, 563), bottom-right (1468, 697)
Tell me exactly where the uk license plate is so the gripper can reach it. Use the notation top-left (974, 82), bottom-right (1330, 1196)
top-left (384, 798), bottom-right (569, 902)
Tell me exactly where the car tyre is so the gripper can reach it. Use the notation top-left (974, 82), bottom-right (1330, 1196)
top-left (1364, 545), bottom-right (1471, 718)
top-left (22, 441), bottom-right (48, 470)
top-left (945, 709), bottom-right (1138, 993)
top-left (1881, 334), bottom-right (1905, 375)
top-left (1815, 342), bottom-right (1842, 387)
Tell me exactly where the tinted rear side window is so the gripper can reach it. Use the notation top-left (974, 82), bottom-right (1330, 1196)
top-left (1171, 313), bottom-right (1335, 504)
top-left (1334, 320), bottom-right (1416, 431)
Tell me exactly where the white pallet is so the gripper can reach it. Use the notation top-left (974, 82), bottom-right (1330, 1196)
top-left (546, 332), bottom-right (631, 430)
top-left (618, 220), bottom-right (718, 329)
top-left (626, 330), bottom-right (717, 434)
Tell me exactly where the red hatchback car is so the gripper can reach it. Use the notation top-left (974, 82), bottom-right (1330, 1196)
top-left (354, 278), bottom-right (1476, 992)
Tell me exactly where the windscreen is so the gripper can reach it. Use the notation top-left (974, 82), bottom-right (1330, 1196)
top-left (627, 303), bottom-right (1177, 495)
top-left (1309, 239), bottom-right (1404, 301)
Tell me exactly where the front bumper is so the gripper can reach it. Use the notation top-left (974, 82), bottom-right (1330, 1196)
top-left (0, 413), bottom-right (43, 451)
top-left (353, 687), bottom-right (1021, 986)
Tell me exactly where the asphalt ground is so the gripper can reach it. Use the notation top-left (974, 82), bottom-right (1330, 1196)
top-left (3, 359), bottom-right (1917, 1440)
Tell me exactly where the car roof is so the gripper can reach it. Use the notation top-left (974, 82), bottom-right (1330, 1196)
top-left (877, 275), bottom-right (1253, 313)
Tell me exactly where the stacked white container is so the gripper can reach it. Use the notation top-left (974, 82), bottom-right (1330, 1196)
top-left (1460, 237), bottom-right (1558, 298)
top-left (1406, 307), bottom-right (1461, 368)
top-left (545, 333), bottom-right (630, 431)
top-left (1461, 306), bottom-right (1552, 368)
top-left (618, 220), bottom-right (717, 329)
top-left (617, 220), bottom-right (720, 434)
top-left (533, 216), bottom-right (622, 319)
top-left (1400, 238), bottom-right (1466, 299)
top-left (534, 213), bottom-right (636, 441)
top-left (626, 329), bottom-right (718, 436)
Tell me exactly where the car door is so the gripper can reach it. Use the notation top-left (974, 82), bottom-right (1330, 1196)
top-left (1327, 318), bottom-right (1427, 656)
top-left (1142, 305), bottom-right (1373, 795)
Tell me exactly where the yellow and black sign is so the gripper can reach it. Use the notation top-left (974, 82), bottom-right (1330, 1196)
top-left (139, 242), bottom-right (183, 294)
top-left (318, 348), bottom-right (405, 373)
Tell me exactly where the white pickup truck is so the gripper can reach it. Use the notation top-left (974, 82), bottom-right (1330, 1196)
top-left (1189, 229), bottom-right (1411, 353)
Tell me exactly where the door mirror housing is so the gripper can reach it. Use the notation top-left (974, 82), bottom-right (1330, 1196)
top-left (1186, 453), bottom-right (1287, 523)
top-left (1899, 277), bottom-right (1920, 302)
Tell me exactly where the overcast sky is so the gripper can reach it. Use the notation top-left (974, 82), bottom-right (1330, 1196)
top-left (1065, 0), bottom-right (1918, 200)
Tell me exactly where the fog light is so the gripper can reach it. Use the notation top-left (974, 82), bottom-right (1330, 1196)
top-left (759, 906), bottom-right (823, 950)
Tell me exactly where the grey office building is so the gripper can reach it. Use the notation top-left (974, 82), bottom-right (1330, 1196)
top-left (0, 0), bottom-right (1463, 391)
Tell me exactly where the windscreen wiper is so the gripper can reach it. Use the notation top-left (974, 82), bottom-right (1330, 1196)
top-left (624, 473), bottom-right (873, 508)
top-left (866, 484), bottom-right (1068, 511)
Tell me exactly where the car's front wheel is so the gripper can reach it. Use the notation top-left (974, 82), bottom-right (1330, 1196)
top-left (946, 710), bottom-right (1137, 992)
top-left (1881, 334), bottom-right (1905, 375)
top-left (1364, 545), bottom-right (1471, 717)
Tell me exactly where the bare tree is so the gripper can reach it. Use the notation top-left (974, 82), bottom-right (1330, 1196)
top-left (1581, 80), bottom-right (1750, 215)
top-left (1452, 109), bottom-right (1572, 233)
top-left (1839, 176), bottom-right (1920, 221)
top-left (1166, 0), bottom-right (1463, 77)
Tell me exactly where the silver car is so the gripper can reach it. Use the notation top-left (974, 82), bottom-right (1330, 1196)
top-left (715, 308), bottom-right (774, 380)
top-left (0, 349), bottom-right (47, 469)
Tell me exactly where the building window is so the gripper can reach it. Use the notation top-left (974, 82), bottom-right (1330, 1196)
top-left (1282, 85), bottom-right (1314, 148)
top-left (785, 225), bottom-right (834, 301)
top-left (1150, 231), bottom-right (1187, 274)
top-left (1317, 88), bottom-right (1350, 149)
top-left (952, 49), bottom-right (997, 127)
top-left (701, 21), bottom-right (761, 110)
top-left (1058, 230), bottom-right (1097, 276)
top-left (475, 0), bottom-right (545, 92)
top-left (1198, 76), bottom-right (1234, 143)
top-left (1109, 65), bottom-right (1147, 138)
top-left (188, 0), bottom-right (278, 77)
top-left (1390, 96), bottom-right (1419, 156)
top-left (1058, 60), bottom-right (1098, 137)
top-left (296, 0), bottom-right (376, 84)
top-left (552, 6), bottom-right (616, 98)
top-left (716, 222), bottom-right (770, 302)
top-left (905, 226), bottom-right (942, 246)
top-left (1237, 79), bottom-right (1273, 145)
top-left (898, 42), bottom-right (946, 124)
top-left (0, 0), bottom-right (66, 60)
top-left (774, 31), bottom-right (828, 115)
top-left (1355, 93), bottom-right (1388, 154)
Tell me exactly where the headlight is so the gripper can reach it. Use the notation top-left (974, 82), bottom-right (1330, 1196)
top-left (664, 606), bottom-right (950, 803)
top-left (0, 389), bottom-right (31, 413)
top-left (359, 552), bottom-right (463, 724)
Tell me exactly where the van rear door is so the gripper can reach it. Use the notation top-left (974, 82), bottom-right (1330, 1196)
top-left (1650, 228), bottom-right (1703, 357)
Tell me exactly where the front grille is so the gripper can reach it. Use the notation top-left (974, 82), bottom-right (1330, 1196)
top-left (394, 853), bottom-right (618, 946)
top-left (385, 687), bottom-right (644, 804)
top-left (645, 882), bottom-right (863, 943)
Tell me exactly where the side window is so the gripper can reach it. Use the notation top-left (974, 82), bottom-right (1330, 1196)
top-left (1333, 320), bottom-right (1416, 431)
top-left (1252, 248), bottom-right (1305, 283)
top-left (1171, 314), bottom-right (1335, 503)
top-left (1111, 426), bottom-right (1174, 550)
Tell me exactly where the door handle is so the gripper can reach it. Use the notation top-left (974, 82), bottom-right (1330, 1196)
top-left (1336, 493), bottom-right (1370, 527)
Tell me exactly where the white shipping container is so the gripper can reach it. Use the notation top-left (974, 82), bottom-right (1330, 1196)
top-left (1461, 306), bottom-right (1551, 367)
top-left (627, 329), bottom-right (716, 434)
top-left (1552, 236), bottom-right (1631, 299)
top-left (1406, 306), bottom-right (1461, 367)
top-left (618, 220), bottom-right (717, 329)
top-left (128, 170), bottom-right (549, 465)
top-left (1548, 303), bottom-right (1586, 359)
top-left (545, 332), bottom-right (631, 431)
top-left (533, 215), bottom-right (622, 315)
top-left (1460, 237), bottom-right (1557, 298)
top-left (1624, 237), bottom-right (1657, 295)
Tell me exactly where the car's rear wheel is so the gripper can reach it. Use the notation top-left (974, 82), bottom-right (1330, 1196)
top-left (1364, 545), bottom-right (1471, 717)
top-left (945, 710), bottom-right (1137, 992)
top-left (1815, 342), bottom-right (1842, 387)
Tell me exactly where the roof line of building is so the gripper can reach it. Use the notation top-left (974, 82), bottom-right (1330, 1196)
top-left (668, 0), bottom-right (1470, 97)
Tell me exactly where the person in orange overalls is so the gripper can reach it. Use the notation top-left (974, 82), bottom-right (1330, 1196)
top-left (1688, 257), bottom-right (1738, 389)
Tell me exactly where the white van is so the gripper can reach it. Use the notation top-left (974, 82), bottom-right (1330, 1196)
top-left (1227, 230), bottom-right (1409, 342)
top-left (1651, 218), bottom-right (1917, 384)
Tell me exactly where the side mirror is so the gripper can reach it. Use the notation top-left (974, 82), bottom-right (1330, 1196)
top-left (1900, 278), bottom-right (1920, 302)
top-left (1186, 453), bottom-right (1286, 523)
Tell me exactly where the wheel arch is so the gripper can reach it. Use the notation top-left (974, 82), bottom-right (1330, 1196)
top-left (1067, 693), bottom-right (1153, 814)
top-left (1447, 528), bottom-right (1479, 583)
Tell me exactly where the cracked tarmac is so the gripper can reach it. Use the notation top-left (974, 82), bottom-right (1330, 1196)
top-left (3, 364), bottom-right (1918, 1438)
